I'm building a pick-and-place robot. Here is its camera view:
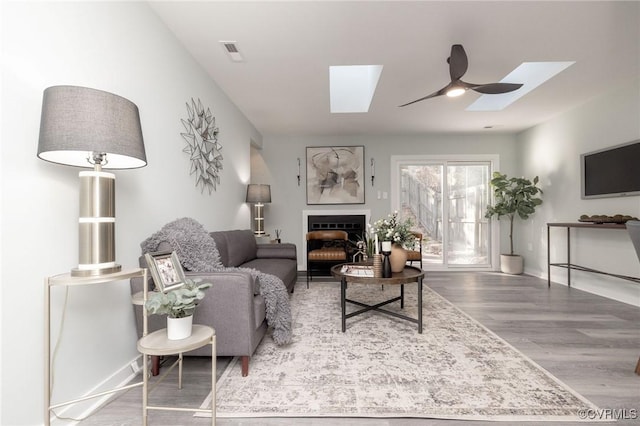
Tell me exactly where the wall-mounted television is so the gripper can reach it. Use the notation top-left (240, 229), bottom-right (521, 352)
top-left (581, 140), bottom-right (640, 199)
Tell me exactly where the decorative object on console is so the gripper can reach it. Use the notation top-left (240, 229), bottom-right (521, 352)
top-left (306, 146), bottom-right (364, 205)
top-left (246, 184), bottom-right (271, 236)
top-left (485, 172), bottom-right (543, 275)
top-left (579, 214), bottom-right (638, 224)
top-left (145, 277), bottom-right (212, 340)
top-left (37, 85), bottom-right (147, 277)
top-left (180, 98), bottom-right (223, 194)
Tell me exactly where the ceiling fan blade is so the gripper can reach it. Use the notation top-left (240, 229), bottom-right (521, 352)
top-left (448, 44), bottom-right (468, 81)
top-left (470, 82), bottom-right (523, 94)
top-left (398, 87), bottom-right (448, 107)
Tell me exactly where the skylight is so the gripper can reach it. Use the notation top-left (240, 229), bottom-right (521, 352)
top-left (466, 61), bottom-right (575, 111)
top-left (330, 65), bottom-right (383, 113)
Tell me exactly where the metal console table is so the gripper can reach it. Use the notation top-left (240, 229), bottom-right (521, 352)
top-left (547, 222), bottom-right (640, 287)
top-left (44, 268), bottom-right (147, 426)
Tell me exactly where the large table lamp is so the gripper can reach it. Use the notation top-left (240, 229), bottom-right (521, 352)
top-left (37, 85), bottom-right (147, 277)
top-left (245, 184), bottom-right (271, 236)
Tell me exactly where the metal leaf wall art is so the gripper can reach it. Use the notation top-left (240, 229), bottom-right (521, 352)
top-left (180, 98), bottom-right (223, 194)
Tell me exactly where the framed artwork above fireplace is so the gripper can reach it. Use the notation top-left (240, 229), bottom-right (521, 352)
top-left (306, 146), bottom-right (365, 205)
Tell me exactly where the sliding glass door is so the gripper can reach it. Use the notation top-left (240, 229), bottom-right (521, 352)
top-left (393, 156), bottom-right (495, 269)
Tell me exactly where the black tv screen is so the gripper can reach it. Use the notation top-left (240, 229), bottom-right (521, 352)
top-left (581, 140), bottom-right (640, 199)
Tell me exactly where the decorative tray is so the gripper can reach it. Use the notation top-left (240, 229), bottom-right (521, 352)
top-left (578, 214), bottom-right (638, 224)
top-left (340, 265), bottom-right (374, 277)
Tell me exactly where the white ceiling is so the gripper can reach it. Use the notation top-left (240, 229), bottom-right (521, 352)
top-left (149, 1), bottom-right (640, 137)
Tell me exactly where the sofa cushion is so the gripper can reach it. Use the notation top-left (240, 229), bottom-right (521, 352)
top-left (243, 258), bottom-right (297, 293)
top-left (253, 294), bottom-right (266, 329)
top-left (209, 231), bottom-right (230, 266)
top-left (223, 230), bottom-right (258, 267)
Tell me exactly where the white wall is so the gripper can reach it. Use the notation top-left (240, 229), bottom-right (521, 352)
top-left (1, 2), bottom-right (260, 425)
top-left (260, 133), bottom-right (518, 268)
top-left (516, 78), bottom-right (640, 306)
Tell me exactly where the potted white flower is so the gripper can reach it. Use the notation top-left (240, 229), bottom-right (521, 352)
top-left (373, 212), bottom-right (416, 272)
top-left (145, 278), bottom-right (212, 340)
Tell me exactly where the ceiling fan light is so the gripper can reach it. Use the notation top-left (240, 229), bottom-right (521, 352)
top-left (446, 87), bottom-right (465, 97)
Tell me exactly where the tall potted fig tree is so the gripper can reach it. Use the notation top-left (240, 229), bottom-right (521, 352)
top-left (485, 172), bottom-right (543, 274)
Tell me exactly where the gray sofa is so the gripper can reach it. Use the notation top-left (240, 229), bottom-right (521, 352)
top-left (131, 229), bottom-right (297, 376)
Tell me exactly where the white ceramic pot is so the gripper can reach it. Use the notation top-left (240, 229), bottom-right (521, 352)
top-left (167, 315), bottom-right (193, 340)
top-left (500, 254), bottom-right (524, 275)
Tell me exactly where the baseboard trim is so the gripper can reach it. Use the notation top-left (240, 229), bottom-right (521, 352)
top-left (50, 354), bottom-right (142, 425)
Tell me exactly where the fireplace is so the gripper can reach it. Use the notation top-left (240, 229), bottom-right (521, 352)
top-left (302, 209), bottom-right (370, 272)
top-left (308, 214), bottom-right (366, 243)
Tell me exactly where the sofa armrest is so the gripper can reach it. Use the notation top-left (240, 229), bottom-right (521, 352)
top-left (131, 271), bottom-right (258, 329)
top-left (256, 243), bottom-right (297, 261)
top-left (185, 270), bottom-right (256, 312)
top-left (186, 270), bottom-right (263, 355)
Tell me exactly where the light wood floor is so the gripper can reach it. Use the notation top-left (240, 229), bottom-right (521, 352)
top-left (76, 272), bottom-right (640, 426)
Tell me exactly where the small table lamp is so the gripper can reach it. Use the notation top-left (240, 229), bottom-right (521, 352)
top-left (37, 86), bottom-right (147, 277)
top-left (245, 184), bottom-right (271, 236)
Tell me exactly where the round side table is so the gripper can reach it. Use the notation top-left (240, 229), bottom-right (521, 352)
top-left (137, 324), bottom-right (216, 425)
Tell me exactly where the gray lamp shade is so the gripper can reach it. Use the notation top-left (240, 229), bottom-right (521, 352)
top-left (246, 184), bottom-right (271, 203)
top-left (37, 85), bottom-right (147, 169)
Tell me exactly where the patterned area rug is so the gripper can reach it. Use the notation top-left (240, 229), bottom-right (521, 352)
top-left (198, 281), bottom-right (599, 421)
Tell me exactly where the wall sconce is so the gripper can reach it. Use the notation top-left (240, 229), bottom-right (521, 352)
top-left (371, 158), bottom-right (375, 186)
top-left (297, 158), bottom-right (301, 186)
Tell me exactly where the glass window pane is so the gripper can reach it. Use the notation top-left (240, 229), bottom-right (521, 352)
top-left (446, 164), bottom-right (490, 265)
top-left (400, 165), bottom-right (444, 265)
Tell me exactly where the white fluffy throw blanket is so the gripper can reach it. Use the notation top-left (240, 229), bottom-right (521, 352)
top-left (140, 218), bottom-right (292, 345)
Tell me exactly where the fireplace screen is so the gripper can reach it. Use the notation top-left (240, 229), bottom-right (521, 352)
top-left (306, 146), bottom-right (365, 205)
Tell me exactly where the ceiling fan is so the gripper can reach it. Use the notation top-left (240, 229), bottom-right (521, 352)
top-left (399, 44), bottom-right (523, 107)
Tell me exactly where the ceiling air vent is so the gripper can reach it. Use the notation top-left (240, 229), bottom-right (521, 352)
top-left (220, 41), bottom-right (244, 62)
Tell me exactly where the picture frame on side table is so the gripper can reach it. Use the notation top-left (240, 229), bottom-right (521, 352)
top-left (306, 145), bottom-right (365, 205)
top-left (144, 251), bottom-right (186, 293)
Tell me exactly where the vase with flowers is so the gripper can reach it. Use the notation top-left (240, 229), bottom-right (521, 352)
top-left (373, 212), bottom-right (416, 272)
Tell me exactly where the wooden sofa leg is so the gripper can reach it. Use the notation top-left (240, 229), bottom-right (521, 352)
top-left (241, 356), bottom-right (249, 377)
top-left (151, 355), bottom-right (160, 376)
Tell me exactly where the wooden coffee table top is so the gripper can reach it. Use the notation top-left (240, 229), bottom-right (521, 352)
top-left (331, 262), bottom-right (424, 285)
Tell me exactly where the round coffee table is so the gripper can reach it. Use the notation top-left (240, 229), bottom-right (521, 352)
top-left (331, 263), bottom-right (425, 333)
